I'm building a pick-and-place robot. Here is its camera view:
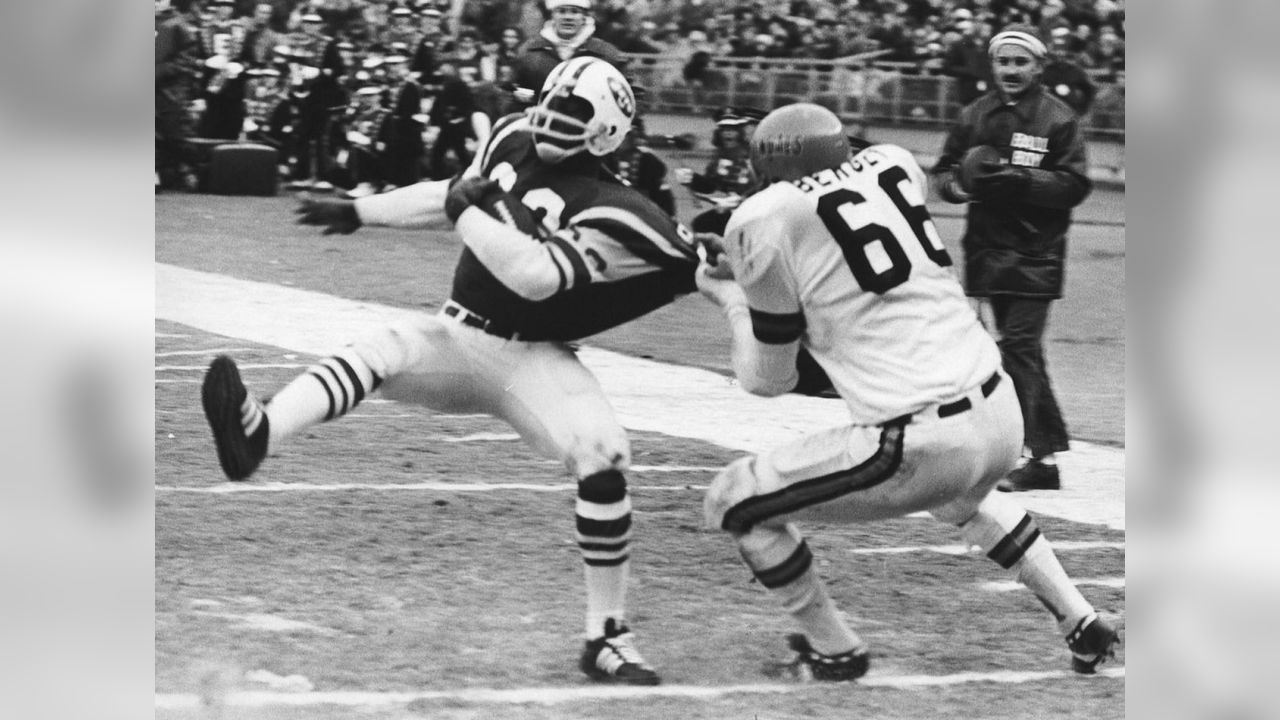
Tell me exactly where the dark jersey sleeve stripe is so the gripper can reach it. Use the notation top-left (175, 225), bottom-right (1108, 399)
top-left (479, 114), bottom-right (527, 173)
top-left (574, 217), bottom-right (698, 270)
top-left (749, 307), bottom-right (806, 344)
top-left (548, 235), bottom-right (592, 288)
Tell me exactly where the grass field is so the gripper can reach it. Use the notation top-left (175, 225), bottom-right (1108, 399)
top-left (155, 178), bottom-right (1125, 719)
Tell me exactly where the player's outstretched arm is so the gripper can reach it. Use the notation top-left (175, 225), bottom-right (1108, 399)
top-left (352, 178), bottom-right (456, 230)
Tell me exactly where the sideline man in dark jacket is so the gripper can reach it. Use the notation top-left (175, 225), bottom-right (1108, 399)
top-left (932, 24), bottom-right (1091, 493)
top-left (509, 0), bottom-right (625, 109)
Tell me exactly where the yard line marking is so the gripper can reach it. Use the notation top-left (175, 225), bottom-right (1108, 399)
top-left (156, 263), bottom-right (1125, 530)
top-left (443, 432), bottom-right (520, 442)
top-left (156, 481), bottom-right (710, 493)
top-left (155, 348), bottom-right (257, 357)
top-left (850, 540), bottom-right (1124, 556)
top-left (193, 611), bottom-right (339, 635)
top-left (982, 577), bottom-right (1126, 593)
top-left (155, 332), bottom-right (192, 338)
top-left (156, 379), bottom-right (202, 384)
top-left (157, 363), bottom-right (309, 371)
top-left (153, 667), bottom-right (1124, 709)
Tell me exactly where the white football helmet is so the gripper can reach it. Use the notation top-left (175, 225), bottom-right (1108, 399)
top-left (750, 103), bottom-right (852, 183)
top-left (526, 57), bottom-right (635, 162)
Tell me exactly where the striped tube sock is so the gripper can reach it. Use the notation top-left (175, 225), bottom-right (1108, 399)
top-left (576, 470), bottom-right (632, 638)
top-left (960, 493), bottom-right (1094, 631)
top-left (265, 349), bottom-right (382, 446)
top-left (741, 524), bottom-right (863, 656)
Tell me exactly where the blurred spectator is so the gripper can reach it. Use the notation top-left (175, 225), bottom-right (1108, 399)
top-left (196, 0), bottom-right (251, 139)
top-left (1042, 26), bottom-right (1095, 116)
top-left (1087, 24), bottom-right (1124, 80)
top-left (941, 18), bottom-right (993, 105)
top-left (603, 118), bottom-right (676, 215)
top-left (494, 25), bottom-right (526, 87)
top-left (155, 0), bottom-right (202, 191)
top-left (1036, 0), bottom-right (1072, 40)
top-left (868, 13), bottom-right (918, 62)
top-left (675, 108), bottom-right (758, 235)
top-left (619, 20), bottom-right (664, 54)
top-left (281, 12), bottom-right (347, 189)
top-left (427, 61), bottom-right (478, 179)
top-left (411, 7), bottom-right (448, 87)
top-left (341, 54), bottom-right (425, 195)
top-left (243, 2), bottom-right (285, 65)
top-left (511, 0), bottom-right (626, 105)
top-left (382, 5), bottom-right (421, 48)
top-left (451, 28), bottom-right (497, 86)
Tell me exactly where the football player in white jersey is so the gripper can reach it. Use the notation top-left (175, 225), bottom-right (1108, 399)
top-left (203, 58), bottom-right (699, 686)
top-left (696, 103), bottom-right (1119, 680)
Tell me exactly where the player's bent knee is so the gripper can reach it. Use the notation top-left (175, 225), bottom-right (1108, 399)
top-left (704, 456), bottom-right (761, 532)
top-left (565, 431), bottom-right (630, 478)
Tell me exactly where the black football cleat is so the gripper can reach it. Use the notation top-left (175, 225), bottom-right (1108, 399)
top-left (201, 355), bottom-right (269, 481)
top-left (997, 460), bottom-right (1061, 492)
top-left (1067, 613), bottom-right (1121, 674)
top-left (779, 634), bottom-right (870, 682)
top-left (580, 619), bottom-right (661, 685)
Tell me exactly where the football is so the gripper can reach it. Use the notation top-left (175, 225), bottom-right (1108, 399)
top-left (957, 145), bottom-right (1002, 193)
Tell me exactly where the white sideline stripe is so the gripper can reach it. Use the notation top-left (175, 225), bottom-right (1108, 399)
top-left (156, 481), bottom-right (711, 494)
top-left (155, 348), bottom-right (257, 357)
top-left (850, 540), bottom-right (1124, 556)
top-left (154, 668), bottom-right (1124, 709)
top-left (157, 363), bottom-right (309, 371)
top-left (156, 379), bottom-right (201, 384)
top-left (155, 332), bottom-right (192, 338)
top-left (982, 577), bottom-right (1126, 593)
top-left (156, 263), bottom-right (1125, 530)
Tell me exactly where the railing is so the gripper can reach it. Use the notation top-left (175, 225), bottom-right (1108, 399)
top-left (621, 53), bottom-right (1125, 139)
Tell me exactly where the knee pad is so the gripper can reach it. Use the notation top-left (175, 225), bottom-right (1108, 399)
top-left (705, 456), bottom-right (762, 532)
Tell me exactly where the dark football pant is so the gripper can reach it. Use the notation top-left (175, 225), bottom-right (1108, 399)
top-left (989, 296), bottom-right (1070, 459)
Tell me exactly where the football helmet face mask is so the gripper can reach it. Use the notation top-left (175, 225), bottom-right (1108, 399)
top-left (526, 57), bottom-right (635, 163)
top-left (750, 103), bottom-right (852, 183)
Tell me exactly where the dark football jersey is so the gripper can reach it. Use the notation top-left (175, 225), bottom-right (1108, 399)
top-left (449, 114), bottom-right (699, 342)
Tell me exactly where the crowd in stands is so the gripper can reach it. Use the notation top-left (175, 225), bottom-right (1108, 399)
top-left (156, 0), bottom-right (1124, 193)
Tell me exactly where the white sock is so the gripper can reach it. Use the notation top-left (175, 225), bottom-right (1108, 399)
top-left (959, 494), bottom-right (1093, 631)
top-left (266, 350), bottom-right (380, 446)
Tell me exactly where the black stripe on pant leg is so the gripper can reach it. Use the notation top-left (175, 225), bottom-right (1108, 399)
top-left (331, 355), bottom-right (366, 407)
top-left (722, 421), bottom-right (906, 533)
top-left (752, 540), bottom-right (814, 589)
top-left (307, 370), bottom-right (337, 421)
top-left (320, 362), bottom-right (351, 416)
top-left (987, 513), bottom-right (1043, 569)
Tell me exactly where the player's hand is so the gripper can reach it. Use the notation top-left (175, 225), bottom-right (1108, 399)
top-left (696, 260), bottom-right (746, 308)
top-left (294, 194), bottom-right (362, 235)
top-left (694, 232), bottom-right (733, 277)
top-left (444, 176), bottom-right (500, 224)
top-left (673, 167), bottom-right (694, 185)
top-left (971, 161), bottom-right (1031, 200)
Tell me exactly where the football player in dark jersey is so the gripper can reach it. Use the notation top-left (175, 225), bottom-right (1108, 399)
top-left (203, 57), bottom-right (699, 686)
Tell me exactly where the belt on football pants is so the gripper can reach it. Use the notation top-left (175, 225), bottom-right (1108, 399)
top-left (442, 300), bottom-right (521, 341)
top-left (895, 371), bottom-right (1002, 425)
top-left (935, 371), bottom-right (1002, 418)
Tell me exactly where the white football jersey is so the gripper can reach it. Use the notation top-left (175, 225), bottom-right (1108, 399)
top-left (723, 144), bottom-right (1001, 424)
